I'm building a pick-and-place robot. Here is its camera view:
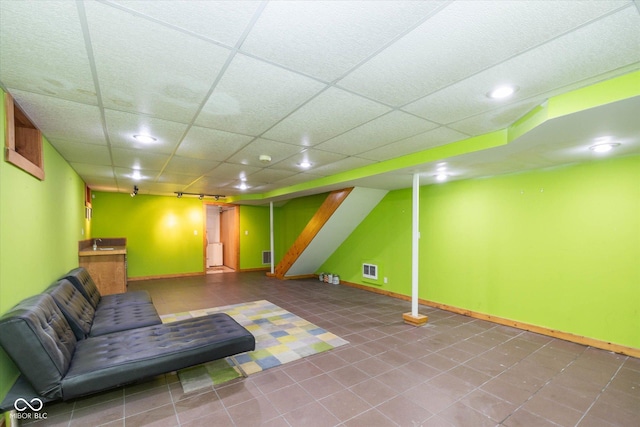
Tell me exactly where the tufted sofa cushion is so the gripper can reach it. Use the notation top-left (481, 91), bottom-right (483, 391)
top-left (0, 294), bottom-right (76, 399)
top-left (64, 267), bottom-right (152, 310)
top-left (90, 303), bottom-right (161, 336)
top-left (46, 279), bottom-right (161, 339)
top-left (62, 313), bottom-right (255, 399)
top-left (46, 279), bottom-right (96, 339)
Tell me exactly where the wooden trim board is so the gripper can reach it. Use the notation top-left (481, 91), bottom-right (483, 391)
top-left (338, 279), bottom-right (640, 359)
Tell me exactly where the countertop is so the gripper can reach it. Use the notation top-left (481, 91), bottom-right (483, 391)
top-left (78, 245), bottom-right (127, 256)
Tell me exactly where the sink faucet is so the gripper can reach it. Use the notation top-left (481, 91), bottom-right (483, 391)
top-left (93, 238), bottom-right (102, 250)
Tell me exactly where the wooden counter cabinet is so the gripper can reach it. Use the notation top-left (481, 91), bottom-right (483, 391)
top-left (78, 245), bottom-right (127, 295)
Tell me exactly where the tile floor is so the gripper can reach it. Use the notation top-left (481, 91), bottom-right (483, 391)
top-left (21, 272), bottom-right (639, 426)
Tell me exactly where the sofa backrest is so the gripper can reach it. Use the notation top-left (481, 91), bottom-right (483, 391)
top-left (63, 267), bottom-right (101, 309)
top-left (46, 279), bottom-right (96, 340)
top-left (0, 294), bottom-right (76, 400)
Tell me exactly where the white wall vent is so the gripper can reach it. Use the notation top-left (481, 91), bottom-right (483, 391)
top-left (262, 251), bottom-right (272, 265)
top-left (362, 263), bottom-right (378, 280)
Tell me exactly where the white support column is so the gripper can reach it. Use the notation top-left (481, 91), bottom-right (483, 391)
top-left (403, 173), bottom-right (428, 326)
top-left (269, 201), bottom-right (275, 275)
top-left (412, 172), bottom-right (419, 316)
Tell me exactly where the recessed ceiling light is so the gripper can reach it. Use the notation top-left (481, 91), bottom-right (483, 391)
top-left (133, 134), bottom-right (157, 143)
top-left (589, 143), bottom-right (620, 153)
top-left (131, 170), bottom-right (142, 180)
top-left (298, 161), bottom-right (312, 168)
top-left (239, 183), bottom-right (248, 190)
top-left (435, 173), bottom-right (448, 182)
top-left (487, 85), bottom-right (518, 99)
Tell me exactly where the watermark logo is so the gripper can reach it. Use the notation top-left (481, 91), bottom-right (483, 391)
top-left (14, 397), bottom-right (43, 412)
top-left (11, 397), bottom-right (47, 420)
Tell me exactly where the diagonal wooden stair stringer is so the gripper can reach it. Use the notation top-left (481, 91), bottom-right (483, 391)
top-left (273, 188), bottom-right (353, 279)
top-left (272, 187), bottom-right (389, 279)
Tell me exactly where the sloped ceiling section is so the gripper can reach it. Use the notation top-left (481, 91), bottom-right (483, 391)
top-left (0, 1), bottom-right (639, 204)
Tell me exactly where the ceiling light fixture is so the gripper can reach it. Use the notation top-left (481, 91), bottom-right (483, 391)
top-left (239, 183), bottom-right (248, 190)
top-left (435, 173), bottom-right (448, 182)
top-left (130, 185), bottom-right (139, 197)
top-left (177, 192), bottom-right (182, 198)
top-left (589, 142), bottom-right (620, 153)
top-left (487, 85), bottom-right (518, 99)
top-left (259, 154), bottom-right (272, 164)
top-left (298, 161), bottom-right (312, 168)
top-left (133, 134), bottom-right (157, 143)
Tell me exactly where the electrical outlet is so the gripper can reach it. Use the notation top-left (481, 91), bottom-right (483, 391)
top-left (384, 277), bottom-right (388, 284)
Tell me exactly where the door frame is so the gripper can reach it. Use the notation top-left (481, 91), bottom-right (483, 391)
top-left (203, 202), bottom-right (240, 272)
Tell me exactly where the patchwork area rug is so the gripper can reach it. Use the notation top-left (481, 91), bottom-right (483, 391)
top-left (161, 300), bottom-right (349, 393)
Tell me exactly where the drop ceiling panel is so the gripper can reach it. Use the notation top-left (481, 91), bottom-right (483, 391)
top-left (105, 110), bottom-right (188, 154)
top-left (447, 100), bottom-right (541, 137)
top-left (246, 168), bottom-right (299, 183)
top-left (84, 1), bottom-right (231, 122)
top-left (0, 1), bottom-right (96, 104)
top-left (405, 6), bottom-right (640, 128)
top-left (311, 156), bottom-right (376, 176)
top-left (71, 163), bottom-right (115, 179)
top-left (195, 54), bottom-right (326, 136)
top-left (114, 166), bottom-right (159, 182)
top-left (205, 162), bottom-right (262, 181)
top-left (49, 140), bottom-right (111, 166)
top-left (226, 138), bottom-right (304, 167)
top-left (163, 156), bottom-right (219, 176)
top-left (175, 126), bottom-right (253, 161)
top-left (241, 1), bottom-right (445, 82)
top-left (9, 90), bottom-right (106, 145)
top-left (359, 126), bottom-right (469, 161)
top-left (184, 175), bottom-right (236, 194)
top-left (338, 0), bottom-right (630, 106)
top-left (155, 172), bottom-right (200, 186)
top-left (111, 147), bottom-right (171, 170)
top-left (315, 111), bottom-right (439, 156)
top-left (274, 172), bottom-right (325, 187)
top-left (275, 149), bottom-right (348, 174)
top-left (262, 87), bottom-right (390, 145)
top-left (106, 0), bottom-right (261, 47)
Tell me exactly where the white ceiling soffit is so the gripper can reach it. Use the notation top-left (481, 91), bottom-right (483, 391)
top-left (0, 1), bottom-right (638, 202)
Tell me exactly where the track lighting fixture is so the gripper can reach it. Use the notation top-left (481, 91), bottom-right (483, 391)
top-left (174, 192), bottom-right (225, 200)
top-left (130, 185), bottom-right (139, 197)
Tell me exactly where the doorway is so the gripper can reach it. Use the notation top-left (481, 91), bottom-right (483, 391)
top-left (204, 203), bottom-right (239, 274)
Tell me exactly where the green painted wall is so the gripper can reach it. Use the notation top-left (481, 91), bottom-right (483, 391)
top-left (91, 192), bottom-right (205, 278)
top-left (239, 205), bottom-right (271, 270)
top-left (321, 155), bottom-right (640, 349)
top-left (273, 192), bottom-right (328, 263)
top-left (0, 90), bottom-right (87, 400)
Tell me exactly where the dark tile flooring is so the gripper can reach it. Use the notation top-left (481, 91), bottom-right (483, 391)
top-left (23, 272), bottom-right (639, 426)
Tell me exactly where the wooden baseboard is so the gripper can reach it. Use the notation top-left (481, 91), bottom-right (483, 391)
top-left (238, 267), bottom-right (270, 273)
top-left (339, 280), bottom-right (640, 358)
top-left (282, 274), bottom-right (316, 280)
top-left (127, 271), bottom-right (204, 282)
